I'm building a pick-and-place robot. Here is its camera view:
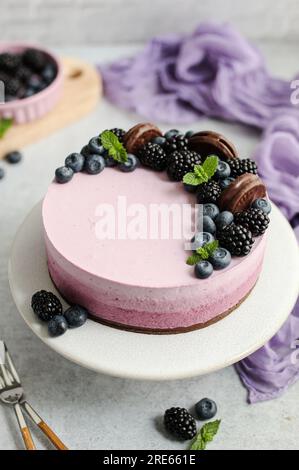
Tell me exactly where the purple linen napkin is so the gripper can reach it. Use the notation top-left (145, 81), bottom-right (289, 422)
top-left (100, 23), bottom-right (299, 402)
top-left (235, 115), bottom-right (299, 403)
top-left (101, 22), bottom-right (297, 127)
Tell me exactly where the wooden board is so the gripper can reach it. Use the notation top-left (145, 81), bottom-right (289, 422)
top-left (0, 57), bottom-right (101, 158)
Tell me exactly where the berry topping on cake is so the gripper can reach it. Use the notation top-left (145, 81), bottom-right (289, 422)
top-left (84, 154), bottom-right (105, 175)
top-left (164, 407), bottom-right (197, 440)
top-left (195, 398), bottom-right (217, 420)
top-left (219, 177), bottom-right (235, 190)
top-left (228, 158), bottom-right (257, 177)
top-left (252, 198), bottom-right (271, 215)
top-left (48, 316), bottom-right (68, 337)
top-left (65, 153), bottom-right (85, 173)
top-left (202, 215), bottom-right (216, 234)
top-left (214, 160), bottom-right (231, 179)
top-left (164, 129), bottom-right (179, 140)
top-left (88, 136), bottom-right (105, 155)
top-left (31, 290), bottom-right (63, 322)
top-left (110, 128), bottom-right (126, 142)
top-left (235, 208), bottom-right (270, 236)
top-left (55, 166), bottom-right (74, 184)
top-left (217, 223), bottom-right (254, 256)
top-left (0, 53), bottom-right (21, 71)
top-left (119, 154), bottom-right (139, 172)
top-left (167, 150), bottom-right (201, 181)
top-left (197, 180), bottom-right (221, 204)
top-left (195, 260), bottom-right (214, 279)
top-left (191, 232), bottom-right (215, 251)
top-left (185, 130), bottom-right (195, 138)
top-left (164, 134), bottom-right (189, 154)
top-left (138, 142), bottom-right (168, 171)
top-left (203, 203), bottom-right (220, 220)
top-left (215, 211), bottom-right (234, 230)
top-left (64, 305), bottom-right (88, 328)
top-left (209, 247), bottom-right (231, 270)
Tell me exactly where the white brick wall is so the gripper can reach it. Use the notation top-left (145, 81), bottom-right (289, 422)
top-left (0, 0), bottom-right (298, 45)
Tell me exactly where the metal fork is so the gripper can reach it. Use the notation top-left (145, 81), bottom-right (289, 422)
top-left (0, 343), bottom-right (68, 450)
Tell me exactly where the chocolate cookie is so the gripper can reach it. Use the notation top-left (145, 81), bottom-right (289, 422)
top-left (219, 174), bottom-right (266, 213)
top-left (123, 123), bottom-right (162, 154)
top-left (188, 131), bottom-right (238, 161)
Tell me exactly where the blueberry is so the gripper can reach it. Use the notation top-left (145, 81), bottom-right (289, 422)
top-left (191, 232), bottom-right (215, 251)
top-left (23, 87), bottom-right (36, 98)
top-left (64, 305), bottom-right (88, 328)
top-left (219, 177), bottom-right (235, 190)
top-left (203, 203), bottom-right (220, 220)
top-left (0, 168), bottom-right (4, 180)
top-left (195, 398), bottom-right (217, 420)
top-left (80, 145), bottom-right (91, 157)
top-left (202, 215), bottom-right (216, 234)
top-left (88, 136), bottom-right (105, 155)
top-left (215, 160), bottom-right (230, 179)
top-left (215, 211), bottom-right (234, 230)
top-left (210, 247), bottom-right (231, 270)
top-left (48, 315), bottom-right (68, 337)
top-left (164, 129), bottom-right (179, 140)
top-left (252, 198), bottom-right (271, 215)
top-left (5, 151), bottom-right (22, 164)
top-left (84, 154), bottom-right (105, 175)
top-left (183, 183), bottom-right (198, 193)
top-left (65, 153), bottom-right (85, 173)
top-left (104, 156), bottom-right (118, 167)
top-left (28, 76), bottom-right (44, 91)
top-left (41, 64), bottom-right (56, 84)
top-left (119, 154), bottom-right (139, 172)
top-left (55, 166), bottom-right (74, 184)
top-left (185, 130), bottom-right (195, 138)
top-left (152, 136), bottom-right (166, 146)
top-left (195, 261), bottom-right (213, 279)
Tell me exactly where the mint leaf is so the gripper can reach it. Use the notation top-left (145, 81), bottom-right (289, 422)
top-left (186, 240), bottom-right (219, 266)
top-left (202, 155), bottom-right (218, 179)
top-left (100, 130), bottom-right (128, 163)
top-left (205, 240), bottom-right (219, 256)
top-left (190, 420), bottom-right (221, 451)
top-left (0, 118), bottom-right (13, 139)
top-left (183, 172), bottom-right (201, 186)
top-left (194, 164), bottom-right (208, 183)
top-left (186, 253), bottom-right (201, 266)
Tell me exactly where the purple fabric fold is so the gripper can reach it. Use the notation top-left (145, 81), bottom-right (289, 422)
top-left (101, 22), bottom-right (298, 127)
top-left (100, 22), bottom-right (299, 403)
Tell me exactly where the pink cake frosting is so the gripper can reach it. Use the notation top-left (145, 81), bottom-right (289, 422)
top-left (42, 168), bottom-right (267, 333)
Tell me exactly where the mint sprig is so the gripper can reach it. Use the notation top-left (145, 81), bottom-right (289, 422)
top-left (0, 118), bottom-right (13, 139)
top-left (186, 240), bottom-right (219, 266)
top-left (190, 420), bottom-right (221, 451)
top-left (183, 155), bottom-right (218, 186)
top-left (100, 130), bottom-right (128, 163)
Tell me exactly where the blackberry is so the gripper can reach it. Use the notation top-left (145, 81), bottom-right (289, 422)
top-left (164, 407), bottom-right (197, 440)
top-left (110, 128), bottom-right (126, 142)
top-left (167, 150), bottom-right (201, 181)
top-left (23, 49), bottom-right (47, 72)
top-left (31, 290), bottom-right (63, 322)
top-left (4, 78), bottom-right (21, 97)
top-left (164, 134), bottom-right (188, 154)
top-left (228, 158), bottom-right (258, 178)
top-left (0, 53), bottom-right (21, 71)
top-left (138, 142), bottom-right (168, 171)
top-left (218, 223), bottom-right (253, 256)
top-left (16, 66), bottom-right (32, 83)
top-left (235, 208), bottom-right (270, 236)
top-left (197, 181), bottom-right (221, 204)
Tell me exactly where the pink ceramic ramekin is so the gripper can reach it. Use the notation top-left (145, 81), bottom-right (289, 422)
top-left (0, 42), bottom-right (63, 124)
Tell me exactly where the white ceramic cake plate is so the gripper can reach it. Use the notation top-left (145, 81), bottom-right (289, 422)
top-left (8, 202), bottom-right (299, 381)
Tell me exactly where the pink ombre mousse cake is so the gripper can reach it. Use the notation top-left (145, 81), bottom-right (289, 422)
top-left (42, 163), bottom-right (267, 334)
